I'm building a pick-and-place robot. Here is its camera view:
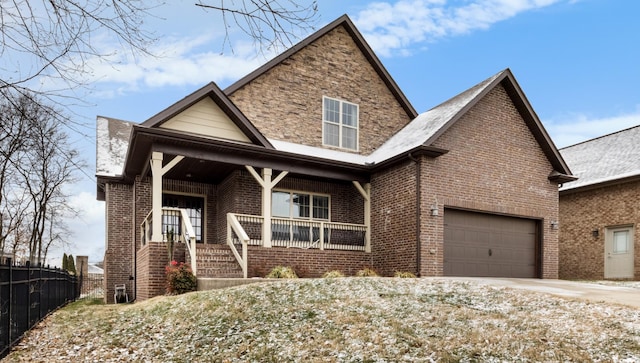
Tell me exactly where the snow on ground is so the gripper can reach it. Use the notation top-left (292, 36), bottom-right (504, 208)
top-left (6, 278), bottom-right (640, 362)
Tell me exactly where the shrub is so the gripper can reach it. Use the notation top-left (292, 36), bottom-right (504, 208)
top-left (166, 260), bottom-right (197, 295)
top-left (356, 268), bottom-right (379, 277)
top-left (266, 266), bottom-right (298, 279)
top-left (394, 271), bottom-right (417, 278)
top-left (322, 270), bottom-right (345, 278)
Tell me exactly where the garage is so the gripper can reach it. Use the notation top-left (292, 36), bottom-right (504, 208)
top-left (444, 209), bottom-right (539, 278)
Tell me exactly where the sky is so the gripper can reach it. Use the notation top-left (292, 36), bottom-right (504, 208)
top-left (46, 0), bottom-right (640, 265)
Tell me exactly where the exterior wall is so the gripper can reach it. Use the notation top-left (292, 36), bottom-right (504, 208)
top-left (247, 246), bottom-right (372, 277)
top-left (103, 182), bottom-right (134, 304)
top-left (559, 181), bottom-right (640, 280)
top-left (228, 25), bottom-right (412, 155)
top-left (420, 84), bottom-right (560, 278)
top-left (136, 242), bottom-right (186, 301)
top-left (216, 169), bottom-right (365, 244)
top-left (371, 160), bottom-right (419, 276)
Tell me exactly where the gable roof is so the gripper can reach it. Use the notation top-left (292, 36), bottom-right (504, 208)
top-left (367, 69), bottom-right (574, 180)
top-left (224, 14), bottom-right (418, 120)
top-left (560, 125), bottom-right (640, 192)
top-left (142, 82), bottom-right (273, 148)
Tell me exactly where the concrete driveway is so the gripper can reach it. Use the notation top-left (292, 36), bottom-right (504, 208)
top-left (438, 277), bottom-right (640, 308)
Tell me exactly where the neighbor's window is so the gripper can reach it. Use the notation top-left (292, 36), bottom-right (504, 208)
top-left (613, 230), bottom-right (630, 254)
top-left (272, 191), bottom-right (330, 220)
top-left (323, 96), bottom-right (358, 150)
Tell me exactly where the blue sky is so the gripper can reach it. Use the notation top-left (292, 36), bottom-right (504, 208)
top-left (56, 0), bottom-right (640, 264)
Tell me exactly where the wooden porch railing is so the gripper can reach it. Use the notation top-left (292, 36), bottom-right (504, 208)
top-left (226, 213), bottom-right (249, 278)
top-left (140, 207), bottom-right (198, 275)
top-left (230, 213), bottom-right (367, 251)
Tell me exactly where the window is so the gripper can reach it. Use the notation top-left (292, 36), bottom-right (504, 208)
top-left (162, 194), bottom-right (204, 243)
top-left (613, 230), bottom-right (630, 254)
top-left (272, 191), bottom-right (329, 220)
top-left (323, 97), bottom-right (358, 150)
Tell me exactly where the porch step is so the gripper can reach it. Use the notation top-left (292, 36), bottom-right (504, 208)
top-left (195, 245), bottom-right (243, 278)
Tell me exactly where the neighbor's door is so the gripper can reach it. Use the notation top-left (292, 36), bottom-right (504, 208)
top-left (604, 226), bottom-right (635, 279)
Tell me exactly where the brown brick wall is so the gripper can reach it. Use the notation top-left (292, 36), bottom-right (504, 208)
top-left (216, 169), bottom-right (365, 244)
top-left (246, 246), bottom-right (373, 277)
top-left (136, 242), bottom-right (186, 301)
top-left (103, 182), bottom-right (134, 304)
top-left (228, 25), bottom-right (412, 155)
top-left (420, 84), bottom-right (560, 278)
top-left (371, 160), bottom-right (419, 276)
top-left (559, 181), bottom-right (640, 280)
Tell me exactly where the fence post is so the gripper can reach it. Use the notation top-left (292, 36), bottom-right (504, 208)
top-left (7, 258), bottom-right (12, 347)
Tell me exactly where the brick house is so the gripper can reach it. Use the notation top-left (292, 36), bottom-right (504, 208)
top-left (559, 125), bottom-right (640, 280)
top-left (96, 15), bottom-right (574, 302)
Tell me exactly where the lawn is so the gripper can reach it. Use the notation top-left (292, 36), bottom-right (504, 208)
top-left (5, 278), bottom-right (640, 362)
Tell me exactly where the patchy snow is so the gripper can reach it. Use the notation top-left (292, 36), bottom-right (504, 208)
top-left (369, 71), bottom-right (503, 163)
top-left (8, 278), bottom-right (640, 362)
top-left (268, 139), bottom-right (370, 165)
top-left (96, 117), bottom-right (133, 177)
top-left (560, 125), bottom-right (640, 190)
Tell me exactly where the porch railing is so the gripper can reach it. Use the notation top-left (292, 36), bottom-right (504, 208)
top-left (229, 213), bottom-right (367, 251)
top-left (226, 213), bottom-right (249, 278)
top-left (140, 207), bottom-right (198, 275)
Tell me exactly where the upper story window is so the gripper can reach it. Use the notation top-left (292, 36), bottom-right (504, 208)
top-left (323, 96), bottom-right (358, 151)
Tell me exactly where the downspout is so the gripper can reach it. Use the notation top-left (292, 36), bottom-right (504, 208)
top-left (131, 179), bottom-right (137, 302)
top-left (407, 153), bottom-right (421, 277)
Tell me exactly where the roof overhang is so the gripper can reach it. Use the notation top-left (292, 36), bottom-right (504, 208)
top-left (123, 126), bottom-right (372, 184)
top-left (560, 173), bottom-right (640, 195)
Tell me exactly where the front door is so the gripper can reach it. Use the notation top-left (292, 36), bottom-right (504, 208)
top-left (604, 226), bottom-right (634, 279)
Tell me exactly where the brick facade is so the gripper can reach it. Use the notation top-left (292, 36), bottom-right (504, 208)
top-left (371, 160), bottom-right (419, 276)
top-left (421, 85), bottom-right (559, 278)
top-left (559, 180), bottom-right (640, 280)
top-left (228, 25), bottom-right (412, 155)
top-left (103, 183), bottom-right (134, 303)
top-left (99, 19), bottom-right (566, 303)
top-left (246, 246), bottom-right (372, 278)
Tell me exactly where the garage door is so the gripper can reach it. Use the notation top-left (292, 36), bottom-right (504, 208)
top-left (444, 209), bottom-right (538, 278)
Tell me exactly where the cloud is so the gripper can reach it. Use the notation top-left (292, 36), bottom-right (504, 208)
top-left (80, 33), bottom-right (276, 94)
top-left (544, 108), bottom-right (640, 148)
top-left (354, 0), bottom-right (567, 57)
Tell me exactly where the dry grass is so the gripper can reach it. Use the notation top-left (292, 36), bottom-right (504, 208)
top-left (5, 278), bottom-right (640, 362)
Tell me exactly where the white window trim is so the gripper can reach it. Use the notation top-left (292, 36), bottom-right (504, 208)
top-left (322, 96), bottom-right (359, 151)
top-left (272, 189), bottom-right (331, 221)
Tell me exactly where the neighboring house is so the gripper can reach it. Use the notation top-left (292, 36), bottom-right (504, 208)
top-left (559, 125), bottom-right (640, 280)
top-left (96, 15), bottom-right (574, 303)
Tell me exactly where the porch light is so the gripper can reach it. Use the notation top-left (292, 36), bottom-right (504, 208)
top-left (550, 220), bottom-right (559, 230)
top-left (430, 205), bottom-right (439, 216)
top-left (592, 229), bottom-right (599, 238)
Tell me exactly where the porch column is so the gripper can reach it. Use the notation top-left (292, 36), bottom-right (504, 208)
top-left (150, 151), bottom-right (185, 242)
top-left (246, 166), bottom-right (288, 248)
top-left (353, 181), bottom-right (371, 253)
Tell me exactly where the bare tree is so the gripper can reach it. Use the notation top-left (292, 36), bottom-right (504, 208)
top-left (17, 103), bottom-right (81, 264)
top-left (196, 0), bottom-right (319, 54)
top-left (0, 94), bottom-right (31, 254)
top-left (1, 1), bottom-right (319, 109)
top-left (0, 0), bottom-right (160, 96)
top-left (0, 93), bottom-right (81, 264)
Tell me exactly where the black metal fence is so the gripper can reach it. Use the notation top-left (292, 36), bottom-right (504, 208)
top-left (0, 260), bottom-right (79, 358)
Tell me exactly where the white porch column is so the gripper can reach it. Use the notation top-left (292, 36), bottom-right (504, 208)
top-left (262, 168), bottom-right (273, 248)
top-left (150, 151), bottom-right (185, 242)
top-left (246, 166), bottom-right (288, 248)
top-left (353, 181), bottom-right (371, 253)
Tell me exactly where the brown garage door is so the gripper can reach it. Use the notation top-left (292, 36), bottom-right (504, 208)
top-left (444, 209), bottom-right (538, 278)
